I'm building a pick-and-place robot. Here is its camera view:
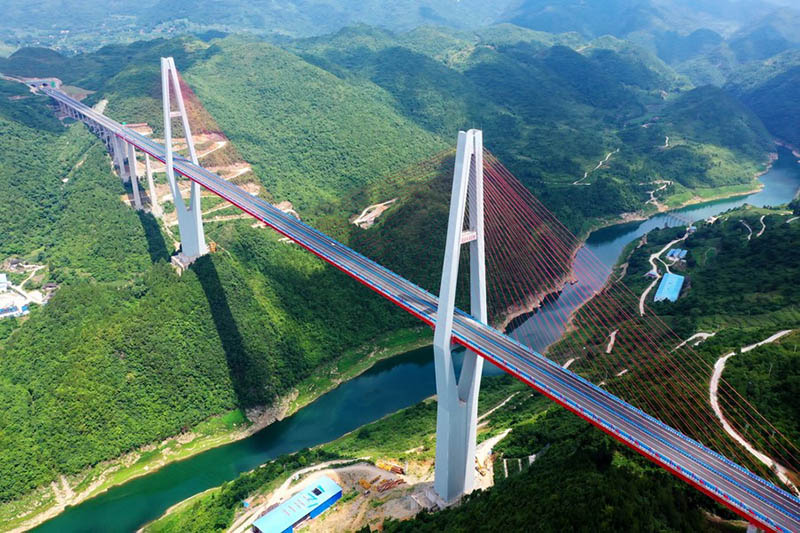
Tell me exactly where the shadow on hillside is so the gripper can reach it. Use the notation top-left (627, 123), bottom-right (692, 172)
top-left (193, 255), bottom-right (259, 409)
top-left (137, 211), bottom-right (171, 264)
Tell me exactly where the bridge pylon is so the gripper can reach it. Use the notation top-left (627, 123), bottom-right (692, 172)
top-left (161, 56), bottom-right (208, 262)
top-left (433, 129), bottom-right (487, 503)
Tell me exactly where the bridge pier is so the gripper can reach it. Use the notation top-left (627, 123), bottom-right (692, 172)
top-left (144, 153), bottom-right (162, 216)
top-left (433, 129), bottom-right (486, 504)
top-left (101, 129), bottom-right (113, 153)
top-left (111, 136), bottom-right (130, 183)
top-left (127, 142), bottom-right (143, 210)
top-left (161, 56), bottom-right (208, 262)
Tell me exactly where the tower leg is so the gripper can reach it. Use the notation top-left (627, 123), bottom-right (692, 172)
top-left (161, 56), bottom-right (208, 260)
top-left (433, 129), bottom-right (486, 503)
top-left (127, 142), bottom-right (142, 210)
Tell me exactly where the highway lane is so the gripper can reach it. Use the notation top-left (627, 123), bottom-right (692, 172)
top-left (44, 88), bottom-right (800, 532)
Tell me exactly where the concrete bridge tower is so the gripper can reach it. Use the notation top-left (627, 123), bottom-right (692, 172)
top-left (433, 129), bottom-right (487, 503)
top-left (161, 56), bottom-right (208, 263)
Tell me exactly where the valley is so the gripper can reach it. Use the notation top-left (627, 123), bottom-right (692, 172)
top-left (1, 4), bottom-right (799, 531)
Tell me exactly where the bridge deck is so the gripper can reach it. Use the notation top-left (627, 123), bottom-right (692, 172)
top-left (44, 87), bottom-right (800, 532)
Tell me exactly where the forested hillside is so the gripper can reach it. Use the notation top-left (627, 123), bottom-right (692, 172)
top-left (625, 209), bottom-right (800, 335)
top-left (725, 51), bottom-right (800, 148)
top-left (289, 25), bottom-right (772, 232)
top-left (3, 28), bottom-right (776, 234)
top-left (620, 207), bottom-right (800, 447)
top-left (382, 410), bottom-right (720, 532)
top-left (0, 76), bottom-right (417, 511)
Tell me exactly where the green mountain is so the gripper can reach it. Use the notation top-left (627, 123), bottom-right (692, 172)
top-left (0, 53), bottom-right (426, 507)
top-left (725, 50), bottom-right (800, 148)
top-left (3, 0), bottom-right (797, 64)
top-left (181, 37), bottom-right (444, 212)
top-left (290, 25), bottom-right (770, 230)
top-left (0, 0), bottom-right (516, 52)
top-left (662, 85), bottom-right (774, 161)
top-left (727, 8), bottom-right (800, 62)
top-left (499, 0), bottom-right (800, 91)
top-left (143, 0), bottom-right (512, 35)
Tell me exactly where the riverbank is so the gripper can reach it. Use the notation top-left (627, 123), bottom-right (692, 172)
top-left (577, 150), bottom-right (778, 243)
top-left (142, 377), bottom-right (532, 533)
top-left (3, 327), bottom-right (432, 533)
top-left (776, 140), bottom-right (800, 160)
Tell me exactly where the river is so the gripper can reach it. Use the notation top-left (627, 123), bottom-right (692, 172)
top-left (33, 147), bottom-right (800, 533)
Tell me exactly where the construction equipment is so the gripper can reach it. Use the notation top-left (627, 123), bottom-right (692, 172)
top-left (358, 479), bottom-right (371, 490)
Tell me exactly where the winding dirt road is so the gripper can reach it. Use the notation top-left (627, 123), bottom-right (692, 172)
top-left (709, 330), bottom-right (798, 495)
top-left (573, 149), bottom-right (619, 185)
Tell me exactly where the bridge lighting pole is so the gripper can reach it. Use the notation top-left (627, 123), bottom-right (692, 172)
top-left (433, 129), bottom-right (487, 503)
top-left (161, 56), bottom-right (208, 260)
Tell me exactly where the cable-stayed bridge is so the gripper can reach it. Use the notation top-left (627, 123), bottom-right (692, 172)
top-left (37, 59), bottom-right (800, 532)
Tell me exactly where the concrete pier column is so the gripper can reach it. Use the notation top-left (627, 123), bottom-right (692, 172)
top-left (127, 142), bottom-right (143, 210)
top-left (145, 153), bottom-right (162, 217)
top-left (433, 129), bottom-right (486, 503)
top-left (112, 136), bottom-right (130, 183)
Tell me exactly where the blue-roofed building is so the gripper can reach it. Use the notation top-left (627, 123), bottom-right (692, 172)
top-left (654, 272), bottom-right (685, 302)
top-left (666, 249), bottom-right (689, 261)
top-left (252, 476), bottom-right (342, 533)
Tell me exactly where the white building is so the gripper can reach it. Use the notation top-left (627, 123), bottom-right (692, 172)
top-left (0, 273), bottom-right (8, 293)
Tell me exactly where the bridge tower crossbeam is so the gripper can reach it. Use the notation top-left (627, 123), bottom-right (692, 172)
top-left (433, 129), bottom-right (487, 503)
top-left (160, 56), bottom-right (208, 261)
